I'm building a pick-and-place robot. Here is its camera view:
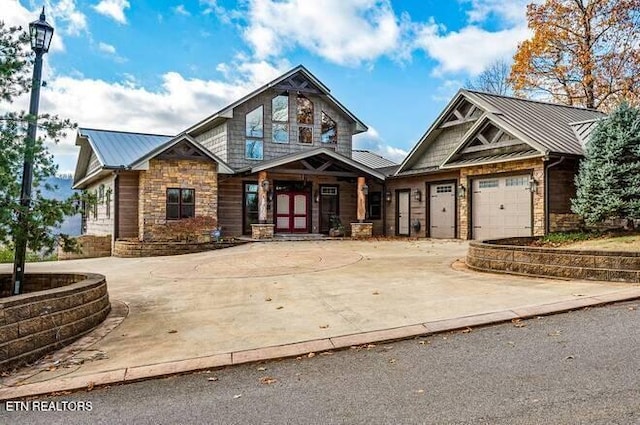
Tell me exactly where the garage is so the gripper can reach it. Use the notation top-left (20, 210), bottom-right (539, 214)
top-left (429, 182), bottom-right (456, 238)
top-left (472, 175), bottom-right (532, 240)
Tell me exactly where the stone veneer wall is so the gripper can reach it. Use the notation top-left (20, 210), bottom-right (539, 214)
top-left (57, 235), bottom-right (112, 260)
top-left (0, 273), bottom-right (109, 371)
top-left (459, 158), bottom-right (545, 239)
top-left (467, 239), bottom-right (640, 283)
top-left (138, 158), bottom-right (218, 241)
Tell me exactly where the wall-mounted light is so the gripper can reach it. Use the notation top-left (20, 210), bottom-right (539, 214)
top-left (458, 183), bottom-right (466, 198)
top-left (361, 184), bottom-right (369, 195)
top-left (528, 177), bottom-right (538, 193)
top-left (314, 190), bottom-right (319, 203)
top-left (413, 188), bottom-right (422, 202)
top-left (385, 191), bottom-right (392, 203)
top-left (261, 179), bottom-right (270, 191)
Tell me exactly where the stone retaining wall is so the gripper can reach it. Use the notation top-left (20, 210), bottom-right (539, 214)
top-left (350, 222), bottom-right (373, 239)
top-left (0, 273), bottom-right (110, 372)
top-left (57, 235), bottom-right (112, 260)
top-left (113, 239), bottom-right (245, 257)
top-left (467, 238), bottom-right (640, 283)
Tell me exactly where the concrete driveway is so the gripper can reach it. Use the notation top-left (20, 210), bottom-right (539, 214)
top-left (1, 239), bottom-right (638, 394)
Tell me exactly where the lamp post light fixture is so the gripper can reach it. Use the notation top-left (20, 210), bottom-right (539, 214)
top-left (458, 183), bottom-right (466, 198)
top-left (11, 7), bottom-right (54, 296)
top-left (413, 188), bottom-right (422, 202)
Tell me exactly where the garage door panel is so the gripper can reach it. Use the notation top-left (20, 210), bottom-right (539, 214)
top-left (429, 183), bottom-right (455, 238)
top-left (472, 175), bottom-right (532, 240)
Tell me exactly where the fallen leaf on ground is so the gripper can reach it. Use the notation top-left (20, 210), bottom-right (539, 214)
top-left (416, 389), bottom-right (424, 394)
top-left (565, 355), bottom-right (575, 360)
top-left (265, 297), bottom-right (272, 302)
top-left (257, 367), bottom-right (267, 371)
top-left (366, 344), bottom-right (376, 349)
top-left (548, 330), bottom-right (562, 337)
top-left (572, 294), bottom-right (585, 297)
top-left (320, 351), bottom-right (334, 356)
top-left (259, 376), bottom-right (277, 385)
top-left (276, 306), bottom-right (284, 310)
top-left (629, 306), bottom-right (636, 311)
top-left (207, 377), bottom-right (219, 382)
top-left (307, 352), bottom-right (316, 358)
top-left (87, 382), bottom-right (95, 391)
top-left (418, 340), bottom-right (430, 345)
top-left (389, 358), bottom-right (397, 364)
top-left (319, 324), bottom-right (329, 329)
top-left (168, 330), bottom-right (178, 334)
top-left (511, 319), bottom-right (526, 328)
top-left (507, 341), bottom-right (516, 347)
top-left (461, 327), bottom-right (472, 334)
top-left (233, 394), bottom-right (242, 399)
top-left (372, 291), bottom-right (380, 295)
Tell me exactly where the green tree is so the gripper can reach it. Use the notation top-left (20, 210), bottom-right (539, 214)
top-left (572, 103), bottom-right (640, 224)
top-left (0, 21), bottom-right (79, 259)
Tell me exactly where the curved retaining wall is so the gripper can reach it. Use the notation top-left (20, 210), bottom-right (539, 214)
top-left (467, 238), bottom-right (640, 283)
top-left (113, 240), bottom-right (246, 257)
top-left (0, 273), bottom-right (110, 372)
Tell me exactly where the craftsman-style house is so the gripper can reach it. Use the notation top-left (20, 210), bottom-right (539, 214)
top-left (72, 65), bottom-right (605, 248)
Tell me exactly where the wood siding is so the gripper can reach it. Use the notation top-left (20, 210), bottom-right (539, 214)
top-left (195, 123), bottom-right (228, 162)
top-left (87, 151), bottom-right (101, 176)
top-left (410, 121), bottom-right (475, 170)
top-left (223, 87), bottom-right (355, 170)
top-left (117, 171), bottom-right (140, 239)
top-left (84, 175), bottom-right (115, 237)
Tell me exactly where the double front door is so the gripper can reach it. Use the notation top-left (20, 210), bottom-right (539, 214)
top-left (276, 192), bottom-right (309, 233)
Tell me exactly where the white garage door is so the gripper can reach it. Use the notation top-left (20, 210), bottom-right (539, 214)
top-left (472, 175), bottom-right (532, 240)
top-left (429, 183), bottom-right (455, 238)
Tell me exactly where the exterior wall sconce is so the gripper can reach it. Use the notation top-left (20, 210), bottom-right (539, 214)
top-left (385, 191), bottom-right (392, 203)
top-left (528, 177), bottom-right (538, 193)
top-left (361, 184), bottom-right (369, 195)
top-left (314, 190), bottom-right (319, 203)
top-left (261, 179), bottom-right (270, 191)
top-left (458, 183), bottom-right (466, 198)
top-left (413, 188), bottom-right (422, 202)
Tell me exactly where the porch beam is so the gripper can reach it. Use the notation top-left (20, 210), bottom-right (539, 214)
top-left (317, 160), bottom-right (334, 171)
top-left (272, 169), bottom-right (360, 178)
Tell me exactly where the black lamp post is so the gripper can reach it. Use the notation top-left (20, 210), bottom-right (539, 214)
top-left (11, 7), bottom-right (54, 296)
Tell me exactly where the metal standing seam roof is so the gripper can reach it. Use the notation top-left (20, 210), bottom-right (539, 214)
top-left (465, 91), bottom-right (606, 156)
top-left (442, 149), bottom-right (542, 168)
top-left (570, 119), bottom-right (602, 150)
top-left (351, 150), bottom-right (398, 169)
top-left (79, 128), bottom-right (173, 167)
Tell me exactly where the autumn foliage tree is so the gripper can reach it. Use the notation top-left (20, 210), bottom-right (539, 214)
top-left (510, 0), bottom-right (640, 111)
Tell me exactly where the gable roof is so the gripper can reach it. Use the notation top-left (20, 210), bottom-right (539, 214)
top-left (77, 128), bottom-right (173, 168)
top-left (184, 65), bottom-right (368, 136)
top-left (395, 89), bottom-right (606, 175)
top-left (247, 147), bottom-right (387, 181)
top-left (351, 150), bottom-right (398, 169)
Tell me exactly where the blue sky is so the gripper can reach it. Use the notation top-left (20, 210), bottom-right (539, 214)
top-left (2, 0), bottom-right (535, 173)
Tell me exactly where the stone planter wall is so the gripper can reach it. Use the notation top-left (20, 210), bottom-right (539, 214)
top-left (350, 222), bottom-right (373, 239)
top-left (467, 238), bottom-right (640, 283)
top-left (113, 239), bottom-right (245, 257)
top-left (0, 273), bottom-right (110, 372)
top-left (251, 224), bottom-right (275, 240)
top-left (57, 235), bottom-right (112, 260)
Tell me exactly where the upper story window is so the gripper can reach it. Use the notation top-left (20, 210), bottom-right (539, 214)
top-left (321, 111), bottom-right (337, 144)
top-left (297, 94), bottom-right (313, 144)
top-left (245, 105), bottom-right (264, 160)
top-left (272, 95), bottom-right (289, 144)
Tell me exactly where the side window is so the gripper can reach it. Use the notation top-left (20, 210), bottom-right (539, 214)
top-left (272, 94), bottom-right (289, 144)
top-left (246, 105), bottom-right (264, 160)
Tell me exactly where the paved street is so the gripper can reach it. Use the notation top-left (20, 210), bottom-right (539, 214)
top-left (4, 301), bottom-right (639, 424)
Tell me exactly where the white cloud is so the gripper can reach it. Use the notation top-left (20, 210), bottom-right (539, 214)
top-left (415, 25), bottom-right (530, 76)
top-left (97, 41), bottom-right (116, 54)
top-left (354, 127), bottom-right (407, 164)
top-left (242, 0), bottom-right (412, 66)
top-left (173, 4), bottom-right (190, 16)
top-left (51, 0), bottom-right (88, 36)
top-left (462, 0), bottom-right (533, 25)
top-left (93, 0), bottom-right (130, 24)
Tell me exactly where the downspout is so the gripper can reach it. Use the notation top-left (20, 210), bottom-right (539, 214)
top-left (382, 181), bottom-right (387, 237)
top-left (113, 171), bottom-right (120, 240)
top-left (544, 156), bottom-right (565, 235)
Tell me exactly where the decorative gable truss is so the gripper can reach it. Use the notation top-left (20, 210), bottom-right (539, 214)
top-left (158, 140), bottom-right (208, 161)
top-left (440, 98), bottom-right (482, 128)
top-left (441, 118), bottom-right (544, 168)
top-left (274, 73), bottom-right (323, 95)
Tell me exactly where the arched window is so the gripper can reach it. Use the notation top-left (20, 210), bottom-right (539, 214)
top-left (321, 111), bottom-right (337, 144)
